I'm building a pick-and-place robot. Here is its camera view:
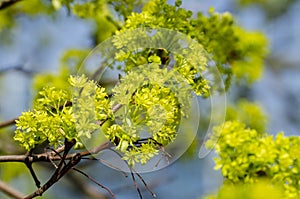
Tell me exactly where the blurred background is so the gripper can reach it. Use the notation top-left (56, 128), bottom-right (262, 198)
top-left (0, 0), bottom-right (299, 198)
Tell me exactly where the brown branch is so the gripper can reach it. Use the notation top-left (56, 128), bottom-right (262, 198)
top-left (24, 139), bottom-right (77, 199)
top-left (134, 171), bottom-right (156, 198)
top-left (0, 155), bottom-right (26, 162)
top-left (0, 139), bottom-right (112, 164)
top-left (0, 97), bottom-right (120, 198)
top-left (72, 168), bottom-right (116, 199)
top-left (0, 141), bottom-right (112, 199)
top-left (65, 172), bottom-right (109, 199)
top-left (0, 118), bottom-right (17, 128)
top-left (130, 169), bottom-right (143, 199)
top-left (25, 156), bottom-right (41, 188)
top-left (0, 0), bottom-right (22, 10)
top-left (108, 149), bottom-right (156, 198)
top-left (0, 180), bottom-right (25, 199)
top-left (24, 153), bottom-right (82, 199)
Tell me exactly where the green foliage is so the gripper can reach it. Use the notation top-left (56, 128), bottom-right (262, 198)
top-left (207, 121), bottom-right (300, 198)
top-left (70, 75), bottom-right (113, 137)
top-left (0, 0), bottom-right (268, 90)
top-left (107, 0), bottom-right (145, 20)
top-left (14, 88), bottom-right (72, 151)
top-left (2, 0), bottom-right (268, 171)
top-left (112, 28), bottom-right (210, 96)
top-left (230, 27), bottom-right (268, 83)
top-left (203, 180), bottom-right (284, 199)
top-left (14, 75), bottom-right (111, 150)
top-left (0, 1), bottom-right (279, 199)
top-left (226, 99), bottom-right (267, 133)
top-left (71, 0), bottom-right (117, 42)
top-left (105, 63), bottom-right (193, 166)
top-left (52, 0), bottom-right (113, 43)
top-left (120, 0), bottom-right (268, 88)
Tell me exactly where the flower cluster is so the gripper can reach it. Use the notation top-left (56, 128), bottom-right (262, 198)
top-left (14, 75), bottom-right (111, 150)
top-left (121, 0), bottom-right (268, 88)
top-left (105, 64), bottom-right (191, 166)
top-left (207, 121), bottom-right (300, 198)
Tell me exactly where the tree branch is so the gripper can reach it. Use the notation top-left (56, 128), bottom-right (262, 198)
top-left (65, 171), bottom-right (109, 199)
top-left (0, 155), bottom-right (27, 162)
top-left (0, 118), bottom-right (17, 129)
top-left (0, 141), bottom-right (112, 199)
top-left (0, 93), bottom-right (120, 198)
top-left (130, 168), bottom-right (143, 199)
top-left (24, 139), bottom-right (77, 199)
top-left (24, 153), bottom-right (82, 199)
top-left (25, 156), bottom-right (41, 188)
top-left (72, 168), bottom-right (116, 199)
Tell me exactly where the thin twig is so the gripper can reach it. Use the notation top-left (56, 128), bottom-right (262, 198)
top-left (107, 149), bottom-right (156, 198)
top-left (23, 140), bottom-right (77, 199)
top-left (65, 171), bottom-right (109, 199)
top-left (130, 168), bottom-right (143, 199)
top-left (24, 156), bottom-right (80, 199)
top-left (46, 147), bottom-right (65, 164)
top-left (155, 146), bottom-right (172, 168)
top-left (50, 145), bottom-right (65, 156)
top-left (46, 147), bottom-right (64, 169)
top-left (25, 156), bottom-right (41, 188)
top-left (0, 90), bottom-right (121, 198)
top-left (0, 141), bottom-right (112, 163)
top-left (0, 141), bottom-right (112, 199)
top-left (0, 118), bottom-right (17, 128)
top-left (134, 171), bottom-right (156, 198)
top-left (106, 149), bottom-right (144, 198)
top-left (72, 167), bottom-right (116, 199)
